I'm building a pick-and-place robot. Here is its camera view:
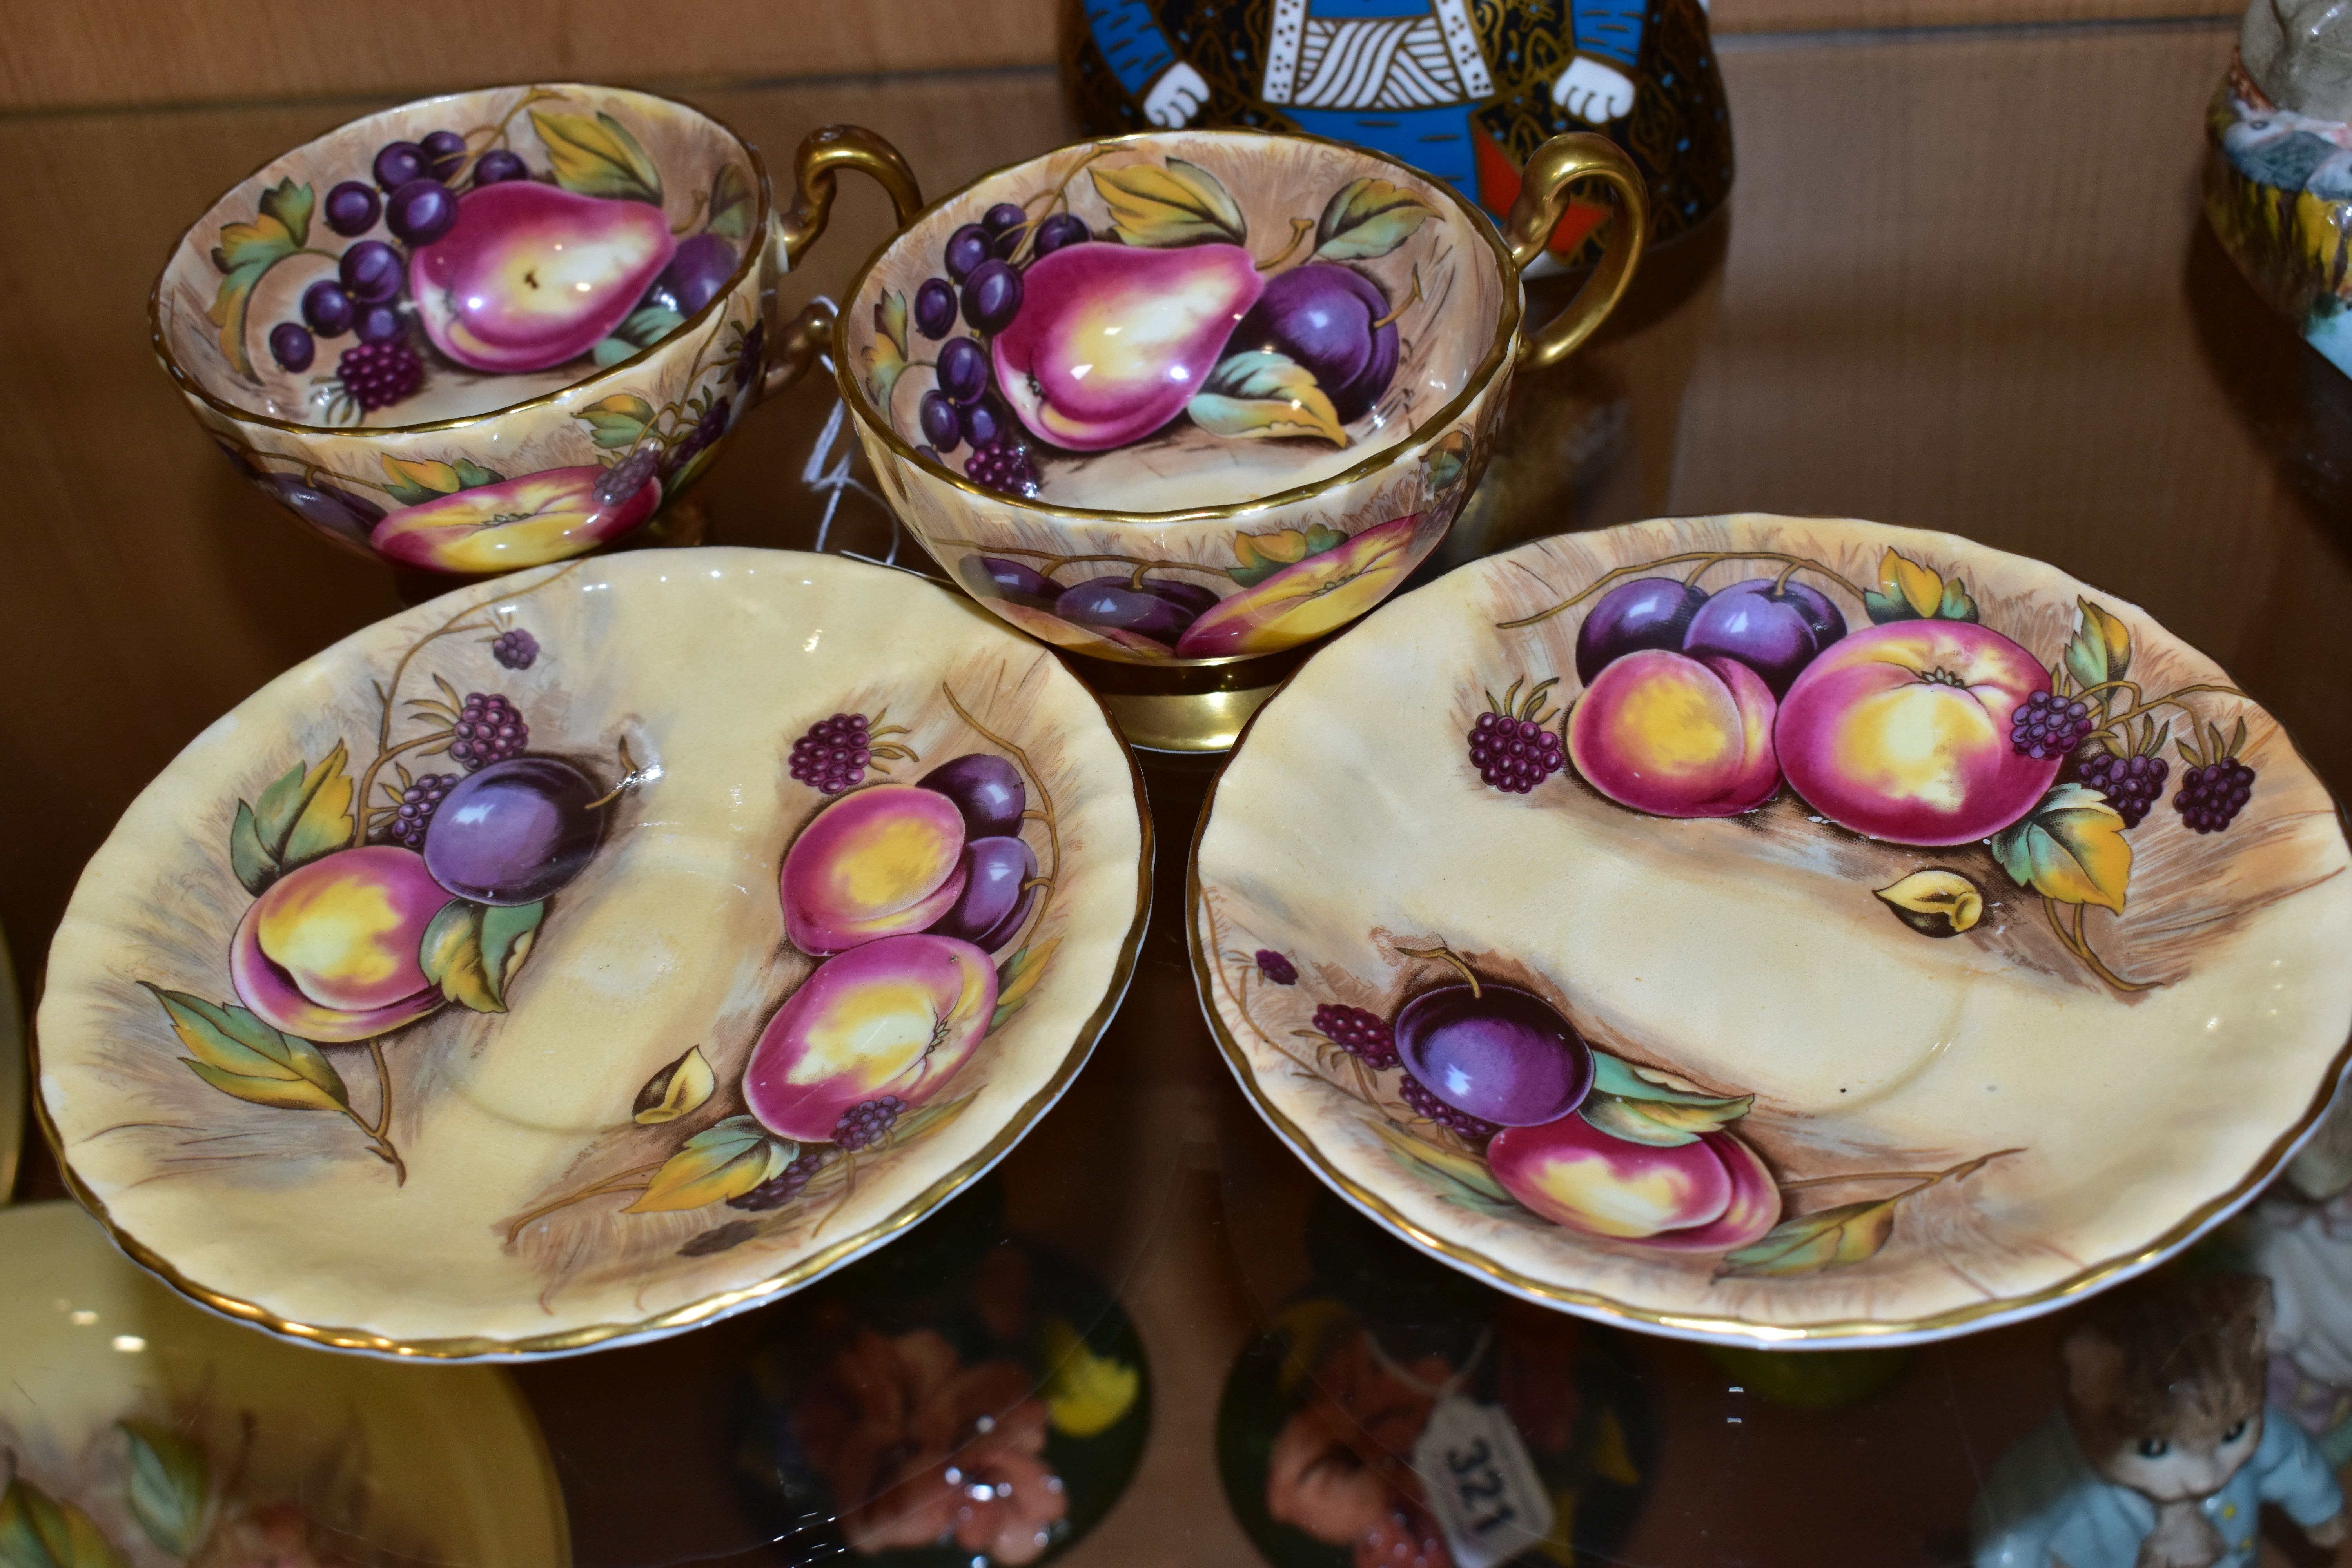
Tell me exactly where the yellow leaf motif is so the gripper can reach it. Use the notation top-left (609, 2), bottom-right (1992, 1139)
top-left (1880, 549), bottom-right (1945, 619)
top-left (1, 1473), bottom-right (134, 1568)
top-left (1874, 869), bottom-right (1984, 936)
top-left (1188, 352), bottom-right (1347, 447)
top-left (1991, 784), bottom-right (2132, 913)
top-left (530, 109), bottom-right (663, 203)
top-left (633, 1045), bottom-right (717, 1125)
top-left (1041, 1318), bottom-right (1142, 1437)
top-left (993, 938), bottom-right (1059, 1024)
top-left (625, 1116), bottom-right (789, 1213)
top-left (1234, 530), bottom-right (1311, 574)
top-left (1090, 158), bottom-right (1247, 247)
top-left (1719, 1198), bottom-right (1900, 1278)
top-left (1312, 177), bottom-right (1434, 262)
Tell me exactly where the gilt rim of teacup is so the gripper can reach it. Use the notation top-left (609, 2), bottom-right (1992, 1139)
top-left (148, 82), bottom-right (776, 439)
top-left (831, 125), bottom-right (1526, 527)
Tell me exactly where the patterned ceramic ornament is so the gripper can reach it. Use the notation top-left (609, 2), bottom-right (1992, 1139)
top-left (1191, 514), bottom-right (2352, 1346)
top-left (35, 550), bottom-right (1149, 1358)
top-left (0, 1201), bottom-right (569, 1564)
top-left (2206, 54), bottom-right (2352, 379)
top-left (1064, 0), bottom-right (1731, 265)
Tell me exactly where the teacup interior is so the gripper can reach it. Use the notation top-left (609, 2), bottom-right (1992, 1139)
top-left (845, 130), bottom-right (1508, 514)
top-left (157, 85), bottom-right (761, 427)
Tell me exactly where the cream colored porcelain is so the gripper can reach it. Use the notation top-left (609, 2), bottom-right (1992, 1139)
top-left (0, 1200), bottom-right (568, 1563)
top-left (1191, 514), bottom-right (2352, 1345)
top-left (1, 938), bottom-right (20, 1200)
top-left (36, 550), bottom-right (1148, 1357)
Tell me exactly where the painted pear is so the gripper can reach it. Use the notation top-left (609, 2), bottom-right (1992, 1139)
top-left (410, 181), bottom-right (676, 373)
top-left (991, 241), bottom-right (1262, 451)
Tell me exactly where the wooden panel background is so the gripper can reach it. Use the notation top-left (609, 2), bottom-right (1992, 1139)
top-left (0, 0), bottom-right (2238, 113)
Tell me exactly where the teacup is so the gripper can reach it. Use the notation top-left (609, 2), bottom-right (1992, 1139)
top-left (153, 86), bottom-right (918, 574)
top-left (835, 127), bottom-right (1646, 747)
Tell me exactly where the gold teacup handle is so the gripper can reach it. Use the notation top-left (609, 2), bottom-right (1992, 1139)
top-left (757, 125), bottom-right (924, 401)
top-left (1502, 132), bottom-right (1650, 372)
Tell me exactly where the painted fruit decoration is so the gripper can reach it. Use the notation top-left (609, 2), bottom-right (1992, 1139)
top-left (371, 463), bottom-right (664, 573)
top-left (1488, 541), bottom-right (2265, 991)
top-left (201, 89), bottom-right (754, 420)
top-left (140, 570), bottom-right (635, 1182)
top-left (1203, 914), bottom-right (2024, 1279)
top-left (512, 686), bottom-right (1068, 1245)
top-left (861, 151), bottom-right (1439, 502)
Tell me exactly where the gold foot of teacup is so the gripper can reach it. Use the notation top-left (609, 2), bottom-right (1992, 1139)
top-left (1064, 645), bottom-right (1317, 753)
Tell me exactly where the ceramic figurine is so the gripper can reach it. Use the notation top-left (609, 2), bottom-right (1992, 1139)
top-left (1189, 513), bottom-right (2352, 1345)
top-left (835, 124), bottom-right (1648, 751)
top-left (156, 91), bottom-right (918, 572)
top-left (2228, 1092), bottom-right (2352, 1466)
top-left (2205, 11), bottom-right (2352, 376)
top-left (1064, 0), bottom-right (1731, 265)
top-left (1972, 1273), bottom-right (2344, 1568)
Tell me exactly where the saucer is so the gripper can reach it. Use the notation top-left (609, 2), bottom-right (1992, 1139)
top-left (37, 549), bottom-right (1149, 1357)
top-left (1191, 514), bottom-right (2352, 1346)
top-left (0, 1200), bottom-right (568, 1563)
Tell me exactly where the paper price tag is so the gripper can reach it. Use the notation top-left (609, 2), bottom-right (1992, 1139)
top-left (1410, 1394), bottom-right (1554, 1568)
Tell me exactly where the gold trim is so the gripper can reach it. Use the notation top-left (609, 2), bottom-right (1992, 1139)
top-left (31, 573), bottom-right (1156, 1359)
top-left (148, 84), bottom-right (775, 439)
top-left (831, 126), bottom-right (1526, 527)
top-left (1182, 528), bottom-right (2352, 1347)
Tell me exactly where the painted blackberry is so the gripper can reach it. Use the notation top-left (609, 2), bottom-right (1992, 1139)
top-left (1399, 1070), bottom-right (1499, 1142)
top-left (2078, 751), bottom-right (2167, 828)
top-left (381, 772), bottom-right (456, 849)
top-left (966, 436), bottom-right (1040, 497)
top-left (336, 341), bottom-right (422, 412)
top-left (728, 1151), bottom-right (826, 1210)
top-left (593, 449), bottom-right (659, 507)
top-left (834, 1095), bottom-right (904, 1151)
top-left (790, 713), bottom-right (873, 794)
top-left (490, 628), bottom-right (539, 670)
top-left (1313, 1003), bottom-right (1399, 1071)
top-left (733, 321), bottom-right (765, 392)
top-left (665, 398), bottom-right (733, 477)
top-left (1470, 677), bottom-right (1565, 793)
top-left (448, 692), bottom-right (527, 770)
top-left (2176, 758), bottom-right (2256, 833)
top-left (1255, 949), bottom-right (1298, 985)
top-left (2010, 691), bottom-right (2093, 761)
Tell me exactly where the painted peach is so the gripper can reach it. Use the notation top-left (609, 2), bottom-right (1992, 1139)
top-left (1566, 649), bottom-right (1780, 817)
top-left (743, 933), bottom-right (999, 1141)
top-left (1174, 514), bottom-right (1423, 659)
top-left (1488, 1113), bottom-right (1780, 1250)
top-left (781, 785), bottom-right (969, 956)
top-left (228, 845), bottom-right (449, 1042)
top-left (371, 465), bottom-right (662, 573)
top-left (1775, 620), bottom-right (2060, 845)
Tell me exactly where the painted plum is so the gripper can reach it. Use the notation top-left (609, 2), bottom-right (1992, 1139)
top-left (781, 784), bottom-right (969, 955)
top-left (742, 933), bottom-right (998, 1141)
top-left (228, 845), bottom-right (449, 1042)
top-left (1488, 1113), bottom-right (1780, 1250)
top-left (410, 181), bottom-right (677, 373)
top-left (1566, 649), bottom-right (1781, 817)
top-left (1775, 620), bottom-right (2060, 845)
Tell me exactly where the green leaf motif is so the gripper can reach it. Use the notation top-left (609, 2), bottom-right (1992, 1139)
top-left (1091, 158), bottom-right (1247, 247)
top-left (891, 1092), bottom-right (975, 1146)
top-left (229, 802), bottom-right (276, 895)
top-left (1719, 1199), bottom-right (1899, 1278)
top-left (1990, 783), bottom-right (2133, 913)
top-left (479, 901), bottom-right (544, 1005)
top-left (1581, 1092), bottom-right (1747, 1147)
top-left (1189, 352), bottom-right (1347, 447)
top-left (625, 1115), bottom-right (789, 1212)
top-left (1313, 177), bottom-right (1433, 262)
top-left (876, 290), bottom-right (910, 361)
top-left (706, 162), bottom-right (755, 242)
top-left (2065, 597), bottom-right (2131, 694)
top-left (204, 261), bottom-right (276, 381)
top-left (991, 938), bottom-right (1058, 1031)
top-left (419, 901), bottom-right (501, 1013)
top-left (145, 985), bottom-right (349, 1112)
top-left (232, 742), bottom-right (356, 891)
top-left (530, 110), bottom-right (663, 204)
top-left (1372, 1122), bottom-right (1529, 1221)
top-left (610, 306), bottom-right (684, 352)
top-left (256, 178), bottom-right (314, 249)
top-left (576, 393), bottom-right (656, 451)
top-left (0, 1476), bottom-right (131, 1568)
top-left (451, 457), bottom-right (503, 490)
top-left (122, 1421), bottom-right (209, 1556)
top-left (1590, 1053), bottom-right (1750, 1111)
top-left (1938, 578), bottom-right (1980, 622)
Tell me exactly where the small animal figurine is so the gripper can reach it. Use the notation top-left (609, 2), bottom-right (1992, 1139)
top-left (1971, 1272), bottom-right (2345, 1568)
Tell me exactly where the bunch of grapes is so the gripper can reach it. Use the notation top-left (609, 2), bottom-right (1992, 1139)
top-left (381, 773), bottom-right (457, 849)
top-left (1313, 1003), bottom-right (1399, 1071)
top-left (834, 1096), bottom-right (905, 1151)
top-left (965, 436), bottom-right (1041, 497)
top-left (2077, 750), bottom-right (2168, 828)
top-left (789, 713), bottom-right (876, 795)
top-left (2176, 758), bottom-right (2257, 833)
top-left (728, 1151), bottom-right (828, 1211)
top-left (1399, 1071), bottom-right (1499, 1143)
top-left (2010, 691), bottom-right (2093, 761)
top-left (490, 628), bottom-right (540, 670)
top-left (1255, 949), bottom-right (1298, 985)
top-left (449, 693), bottom-right (528, 770)
top-left (1469, 711), bottom-right (1566, 794)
